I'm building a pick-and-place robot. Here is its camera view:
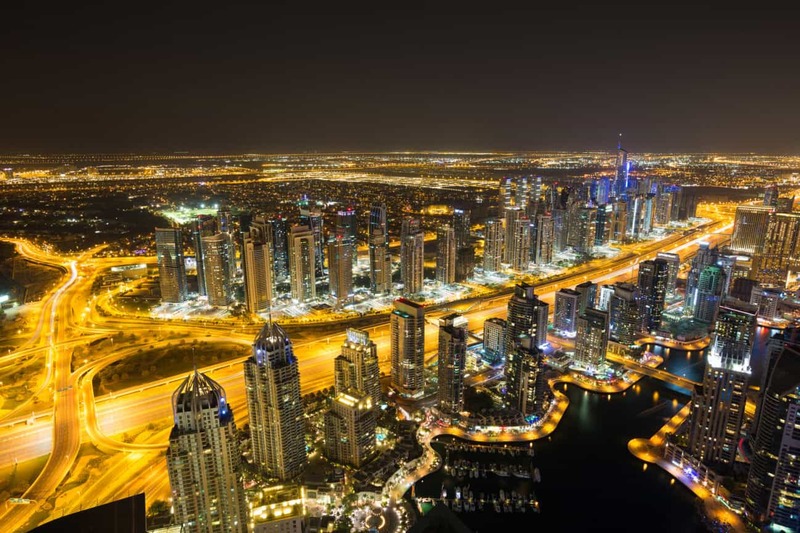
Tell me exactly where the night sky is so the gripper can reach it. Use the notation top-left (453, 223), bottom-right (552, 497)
top-left (1, 4), bottom-right (798, 154)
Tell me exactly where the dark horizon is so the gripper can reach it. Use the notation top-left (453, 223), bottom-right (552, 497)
top-left (2, 4), bottom-right (799, 154)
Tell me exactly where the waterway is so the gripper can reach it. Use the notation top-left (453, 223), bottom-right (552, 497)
top-left (410, 326), bottom-right (783, 532)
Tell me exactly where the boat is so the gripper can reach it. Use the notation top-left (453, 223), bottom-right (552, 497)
top-left (533, 467), bottom-right (541, 482)
top-left (454, 499), bottom-right (462, 512)
top-left (493, 499), bottom-right (501, 513)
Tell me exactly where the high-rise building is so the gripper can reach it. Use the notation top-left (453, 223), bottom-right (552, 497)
top-left (731, 205), bottom-right (775, 255)
top-left (654, 190), bottom-right (674, 226)
top-left (327, 236), bottom-right (353, 310)
top-left (400, 217), bottom-right (425, 295)
top-left (437, 313), bottom-right (468, 413)
top-left (749, 286), bottom-right (780, 321)
top-left (574, 308), bottom-right (610, 369)
top-left (368, 204), bottom-right (391, 295)
top-left (243, 236), bottom-right (273, 314)
top-left (613, 138), bottom-right (629, 198)
top-left (570, 206), bottom-right (596, 255)
top-left (436, 224), bottom-right (456, 284)
top-left (763, 184), bottom-right (779, 207)
top-left (552, 207), bottom-right (569, 252)
top-left (656, 252), bottom-right (680, 297)
top-left (455, 246), bottom-right (475, 283)
top-left (507, 335), bottom-right (546, 417)
top-left (609, 282), bottom-right (640, 347)
top-left (594, 204), bottom-right (612, 246)
top-left (533, 214), bottom-right (554, 265)
top-left (510, 215), bottom-right (532, 271)
top-left (324, 390), bottom-right (376, 468)
top-left (505, 284), bottom-right (548, 403)
top-left (693, 265), bottom-right (725, 324)
top-left (554, 289), bottom-right (580, 337)
top-left (752, 212), bottom-right (800, 287)
top-left (335, 208), bottom-right (357, 243)
top-left (685, 242), bottom-right (718, 313)
top-left (745, 344), bottom-right (800, 530)
top-left (688, 299), bottom-right (756, 466)
top-left (299, 198), bottom-right (325, 277)
top-left (575, 281), bottom-right (597, 315)
top-left (610, 200), bottom-right (628, 242)
top-left (166, 370), bottom-right (248, 532)
top-left (453, 209), bottom-right (471, 250)
top-left (483, 217), bottom-right (504, 273)
top-left (597, 284), bottom-right (615, 311)
top-left (390, 298), bottom-right (425, 398)
top-left (156, 227), bottom-right (187, 303)
top-left (202, 233), bottom-right (233, 307)
top-left (288, 225), bottom-right (316, 303)
top-left (270, 216), bottom-right (290, 282)
top-left (500, 177), bottom-right (513, 210)
top-left (334, 328), bottom-right (381, 408)
top-left (637, 258), bottom-right (669, 333)
top-left (244, 322), bottom-right (306, 480)
top-left (192, 216), bottom-right (216, 297)
top-left (503, 206), bottom-right (522, 265)
top-left (483, 318), bottom-right (507, 365)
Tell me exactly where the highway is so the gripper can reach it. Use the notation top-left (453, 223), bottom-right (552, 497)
top-left (0, 214), bottom-right (733, 530)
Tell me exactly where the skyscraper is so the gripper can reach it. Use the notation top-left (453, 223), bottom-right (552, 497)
top-left (335, 207), bottom-right (357, 243)
top-left (299, 198), bottom-right (325, 277)
top-left (270, 216), bottom-right (290, 282)
top-left (609, 282), bottom-right (640, 347)
top-left (483, 318), bottom-right (507, 365)
top-left (594, 204), bottom-right (612, 246)
top-left (656, 252), bottom-right (680, 297)
top-left (390, 298), bottom-right (425, 398)
top-left (613, 137), bottom-right (629, 198)
top-left (637, 258), bottom-right (669, 333)
top-left (192, 215), bottom-right (216, 297)
top-left (400, 217), bottom-right (425, 295)
top-left (731, 205), bottom-right (774, 255)
top-left (436, 224), bottom-right (456, 284)
top-left (324, 390), bottom-right (376, 468)
top-left (745, 344), bottom-right (800, 530)
top-left (693, 265), bottom-right (725, 324)
top-left (156, 227), bottom-right (187, 303)
top-left (334, 328), bottom-right (381, 408)
top-left (201, 233), bottom-right (232, 307)
top-left (575, 281), bottom-right (597, 315)
top-left (167, 370), bottom-right (248, 532)
top-left (483, 217), bottom-right (504, 273)
top-left (505, 284), bottom-right (548, 404)
top-left (569, 206), bottom-right (596, 255)
top-left (507, 336), bottom-right (546, 417)
top-left (368, 203), bottom-right (391, 295)
top-left (751, 212), bottom-right (800, 287)
top-left (437, 313), bottom-right (468, 414)
top-left (453, 209), bottom-right (474, 282)
top-left (244, 322), bottom-right (306, 480)
top-left (242, 235), bottom-right (273, 314)
top-left (554, 289), bottom-right (580, 337)
top-left (533, 213), bottom-right (554, 265)
top-left (510, 215), bottom-right (532, 271)
top-left (684, 242), bottom-right (718, 313)
top-left (327, 236), bottom-right (353, 310)
top-left (763, 184), bottom-right (779, 207)
top-left (574, 308), bottom-right (610, 369)
top-left (503, 206), bottom-right (522, 265)
top-left (288, 225), bottom-right (316, 303)
top-left (688, 299), bottom-right (756, 466)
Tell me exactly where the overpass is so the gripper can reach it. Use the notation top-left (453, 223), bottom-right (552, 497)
top-left (606, 353), bottom-right (700, 393)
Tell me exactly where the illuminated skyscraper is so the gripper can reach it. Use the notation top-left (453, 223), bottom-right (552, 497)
top-left (335, 207), bottom-right (357, 242)
top-left (685, 242), bottom-right (717, 313)
top-left (569, 206), bottom-right (596, 255)
top-left (594, 204), bottom-right (612, 246)
top-left (575, 281), bottom-right (597, 315)
top-left (390, 298), bottom-right (425, 398)
top-left (610, 200), bottom-right (628, 242)
top-left (453, 209), bottom-right (474, 281)
top-left (244, 322), bottom-right (306, 480)
top-left (167, 370), bottom-right (248, 532)
top-left (400, 217), bottom-right (424, 295)
top-left (270, 216), bottom-right (290, 282)
top-left (437, 313), bottom-right (468, 413)
top-left (288, 225), bottom-right (316, 303)
top-left (483, 217), bottom-right (504, 273)
top-left (483, 317), bottom-right (507, 365)
top-left (201, 233), bottom-right (232, 307)
top-left (507, 336), bottom-right (546, 417)
top-left (327, 236), bottom-right (353, 310)
top-left (613, 137), bottom-right (629, 198)
top-left (688, 299), bottom-right (756, 466)
top-left (609, 282), bottom-right (640, 347)
top-left (505, 284), bottom-right (548, 404)
top-left (763, 184), bottom-right (779, 207)
top-left (752, 212), bottom-right (800, 287)
top-left (554, 289), bottom-right (580, 337)
top-left (745, 344), bottom-right (800, 530)
top-left (574, 308), bottom-right (609, 369)
top-left (656, 252), bottom-right (680, 296)
top-left (436, 224), bottom-right (456, 284)
top-left (156, 227), bottom-right (187, 303)
top-left (637, 258), bottom-right (669, 333)
top-left (242, 235), bottom-right (273, 314)
top-left (503, 206), bottom-right (522, 265)
top-left (299, 198), bottom-right (325, 277)
top-left (693, 265), bottom-right (725, 324)
top-left (192, 215), bottom-right (216, 297)
top-left (533, 213), bottom-right (554, 265)
top-left (510, 215), bottom-right (532, 271)
top-left (324, 390), bottom-right (376, 468)
top-left (368, 203), bottom-right (391, 295)
top-left (731, 205), bottom-right (774, 255)
top-left (334, 328), bottom-right (381, 408)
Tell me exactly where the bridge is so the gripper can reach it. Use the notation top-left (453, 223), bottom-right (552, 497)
top-left (606, 353), bottom-right (700, 393)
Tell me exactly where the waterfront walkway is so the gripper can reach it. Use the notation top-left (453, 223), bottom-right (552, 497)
top-left (606, 353), bottom-right (700, 392)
